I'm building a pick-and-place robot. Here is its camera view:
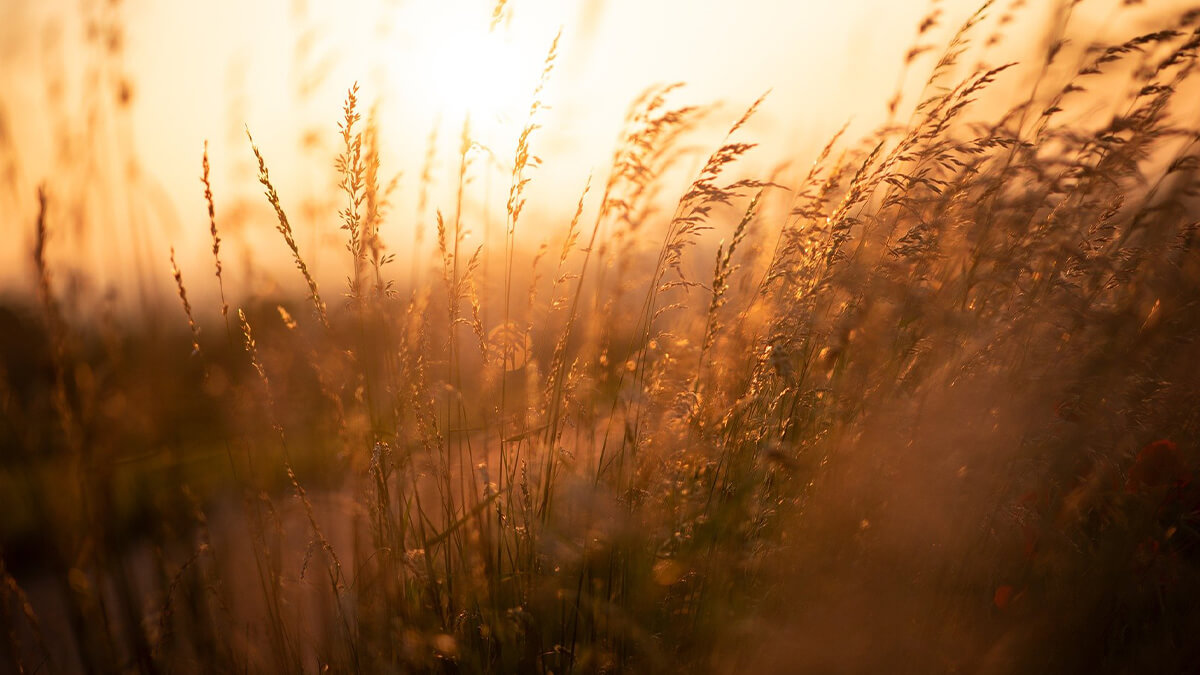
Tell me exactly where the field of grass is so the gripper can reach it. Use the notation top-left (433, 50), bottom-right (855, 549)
top-left (3, 0), bottom-right (1200, 673)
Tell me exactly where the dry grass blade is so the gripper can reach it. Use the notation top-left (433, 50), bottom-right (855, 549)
top-left (247, 127), bottom-right (330, 328)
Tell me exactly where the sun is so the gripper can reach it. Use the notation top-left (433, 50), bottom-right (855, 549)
top-left (391, 5), bottom-right (551, 129)
top-left (429, 29), bottom-right (527, 123)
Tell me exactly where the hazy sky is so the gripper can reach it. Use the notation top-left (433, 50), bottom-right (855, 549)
top-left (0, 0), bottom-right (1186, 305)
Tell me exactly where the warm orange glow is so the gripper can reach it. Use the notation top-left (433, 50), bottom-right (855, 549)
top-left (380, 0), bottom-right (569, 146)
top-left (5, 2), bottom-right (1200, 672)
top-left (402, 14), bottom-right (534, 126)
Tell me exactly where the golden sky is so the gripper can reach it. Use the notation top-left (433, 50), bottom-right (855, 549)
top-left (0, 0), bottom-right (1188, 307)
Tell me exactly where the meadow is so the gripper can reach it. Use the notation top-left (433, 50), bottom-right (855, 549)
top-left (2, 0), bottom-right (1200, 672)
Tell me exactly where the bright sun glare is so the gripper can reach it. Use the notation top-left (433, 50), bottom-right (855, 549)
top-left (396, 6), bottom-right (550, 128)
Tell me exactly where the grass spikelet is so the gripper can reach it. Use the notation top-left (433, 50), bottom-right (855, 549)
top-left (0, 552), bottom-right (50, 673)
top-left (201, 141), bottom-right (230, 339)
top-left (502, 31), bottom-right (561, 378)
top-left (700, 188), bottom-right (762, 363)
top-left (32, 187), bottom-right (60, 348)
top-left (361, 106), bottom-right (400, 299)
top-left (337, 83), bottom-right (367, 304)
top-left (489, 0), bottom-right (509, 31)
top-left (31, 186), bottom-right (78, 452)
top-left (247, 127), bottom-right (330, 328)
top-left (169, 247), bottom-right (202, 357)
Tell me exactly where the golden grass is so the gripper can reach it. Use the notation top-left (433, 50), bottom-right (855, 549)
top-left (4, 2), bottom-right (1200, 673)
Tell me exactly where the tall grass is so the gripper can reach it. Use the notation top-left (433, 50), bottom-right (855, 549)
top-left (3, 2), bottom-right (1200, 673)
